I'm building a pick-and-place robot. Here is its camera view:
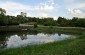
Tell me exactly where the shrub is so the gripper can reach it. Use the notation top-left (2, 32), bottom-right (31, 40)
top-left (34, 23), bottom-right (38, 28)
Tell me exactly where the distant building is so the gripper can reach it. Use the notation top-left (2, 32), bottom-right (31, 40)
top-left (17, 15), bottom-right (22, 17)
top-left (21, 12), bottom-right (27, 17)
top-left (17, 12), bottom-right (27, 18)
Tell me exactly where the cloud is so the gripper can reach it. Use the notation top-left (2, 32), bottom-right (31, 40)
top-left (53, 16), bottom-right (58, 20)
top-left (68, 9), bottom-right (82, 14)
top-left (0, 2), bottom-right (33, 11)
top-left (6, 11), bottom-right (19, 16)
top-left (66, 1), bottom-right (85, 10)
top-left (66, 0), bottom-right (85, 18)
top-left (39, 0), bottom-right (57, 12)
top-left (0, 0), bottom-right (56, 12)
top-left (0, 0), bottom-right (58, 17)
top-left (37, 4), bottom-right (54, 11)
top-left (74, 9), bottom-right (82, 14)
top-left (45, 0), bottom-right (55, 5)
top-left (68, 8), bottom-right (85, 17)
top-left (1, 0), bottom-right (84, 18)
top-left (37, 13), bottom-right (48, 17)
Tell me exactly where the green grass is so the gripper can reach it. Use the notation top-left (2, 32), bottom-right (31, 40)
top-left (0, 26), bottom-right (33, 32)
top-left (0, 33), bottom-right (85, 55)
top-left (31, 26), bottom-right (85, 34)
top-left (0, 26), bottom-right (85, 34)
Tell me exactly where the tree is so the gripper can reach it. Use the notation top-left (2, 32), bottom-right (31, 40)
top-left (16, 16), bottom-right (25, 24)
top-left (0, 8), bottom-right (6, 15)
top-left (71, 17), bottom-right (78, 27)
top-left (76, 18), bottom-right (85, 27)
top-left (57, 17), bottom-right (67, 26)
top-left (0, 8), bottom-right (7, 26)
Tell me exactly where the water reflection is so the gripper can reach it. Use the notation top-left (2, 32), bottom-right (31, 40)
top-left (0, 32), bottom-right (73, 49)
top-left (58, 33), bottom-right (61, 36)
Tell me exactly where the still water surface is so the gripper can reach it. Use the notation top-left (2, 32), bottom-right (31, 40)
top-left (0, 32), bottom-right (74, 49)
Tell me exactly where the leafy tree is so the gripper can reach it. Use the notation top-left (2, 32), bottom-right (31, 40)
top-left (70, 17), bottom-right (78, 27)
top-left (17, 16), bottom-right (25, 24)
top-left (0, 8), bottom-right (6, 15)
top-left (57, 17), bottom-right (68, 26)
top-left (76, 18), bottom-right (85, 27)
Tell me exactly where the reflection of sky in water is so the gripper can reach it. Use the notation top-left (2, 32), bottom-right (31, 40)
top-left (6, 33), bottom-right (72, 48)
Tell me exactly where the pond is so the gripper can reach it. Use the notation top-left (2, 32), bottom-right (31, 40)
top-left (0, 32), bottom-right (74, 49)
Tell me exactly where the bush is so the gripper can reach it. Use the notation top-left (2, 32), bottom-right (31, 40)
top-left (34, 23), bottom-right (38, 28)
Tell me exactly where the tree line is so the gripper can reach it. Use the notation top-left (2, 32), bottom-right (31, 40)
top-left (0, 8), bottom-right (85, 27)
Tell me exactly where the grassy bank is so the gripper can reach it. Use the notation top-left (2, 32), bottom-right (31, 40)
top-left (0, 26), bottom-right (33, 32)
top-left (0, 33), bottom-right (85, 55)
top-left (0, 26), bottom-right (85, 34)
top-left (32, 26), bottom-right (85, 34)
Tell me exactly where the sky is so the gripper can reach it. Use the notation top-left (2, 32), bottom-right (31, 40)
top-left (0, 0), bottom-right (85, 20)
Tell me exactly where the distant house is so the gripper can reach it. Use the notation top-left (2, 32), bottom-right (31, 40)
top-left (17, 12), bottom-right (27, 18)
top-left (21, 12), bottom-right (27, 17)
top-left (17, 15), bottom-right (22, 18)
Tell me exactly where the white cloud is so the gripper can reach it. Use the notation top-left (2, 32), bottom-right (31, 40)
top-left (68, 8), bottom-right (85, 17)
top-left (39, 0), bottom-right (56, 11)
top-left (45, 0), bottom-right (55, 5)
top-left (74, 9), bottom-right (82, 14)
top-left (0, 0), bottom-right (56, 12)
top-left (37, 4), bottom-right (54, 11)
top-left (6, 11), bottom-right (19, 16)
top-left (68, 9), bottom-right (74, 14)
top-left (0, 2), bottom-right (32, 11)
top-left (66, 1), bottom-right (85, 18)
top-left (53, 16), bottom-right (58, 20)
top-left (68, 9), bottom-right (82, 14)
top-left (37, 13), bottom-right (48, 17)
top-left (66, 2), bottom-right (85, 10)
top-left (0, 0), bottom-right (58, 17)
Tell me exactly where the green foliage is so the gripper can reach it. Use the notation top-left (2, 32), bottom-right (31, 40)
top-left (57, 17), bottom-right (68, 26)
top-left (76, 19), bottom-right (85, 27)
top-left (0, 8), bottom-right (85, 27)
top-left (34, 23), bottom-right (38, 28)
top-left (0, 8), bottom-right (6, 15)
top-left (17, 16), bottom-right (25, 24)
top-left (43, 18), bottom-right (56, 26)
top-left (57, 17), bottom-right (85, 27)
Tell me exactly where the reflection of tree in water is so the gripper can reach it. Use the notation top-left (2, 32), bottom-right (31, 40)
top-left (17, 32), bottom-right (28, 40)
top-left (28, 30), bottom-right (38, 35)
top-left (0, 31), bottom-right (38, 49)
top-left (17, 31), bottom-right (38, 40)
top-left (0, 32), bottom-right (18, 49)
top-left (58, 33), bottom-right (61, 36)
top-left (0, 33), bottom-right (8, 49)
top-left (45, 32), bottom-right (55, 37)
